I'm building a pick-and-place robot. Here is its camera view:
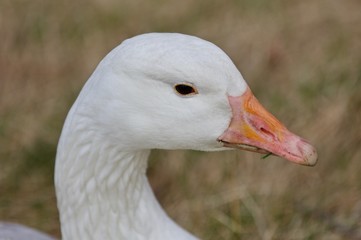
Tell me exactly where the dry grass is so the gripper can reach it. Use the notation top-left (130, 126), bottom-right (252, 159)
top-left (1, 0), bottom-right (361, 239)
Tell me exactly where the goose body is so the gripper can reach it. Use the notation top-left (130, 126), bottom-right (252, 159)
top-left (0, 223), bottom-right (55, 240)
top-left (1, 33), bottom-right (317, 240)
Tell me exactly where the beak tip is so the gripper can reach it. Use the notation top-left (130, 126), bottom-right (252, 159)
top-left (301, 143), bottom-right (318, 167)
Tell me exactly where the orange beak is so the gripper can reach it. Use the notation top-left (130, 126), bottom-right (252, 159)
top-left (218, 87), bottom-right (318, 166)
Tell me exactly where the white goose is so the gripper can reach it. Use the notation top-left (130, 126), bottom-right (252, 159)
top-left (0, 33), bottom-right (317, 240)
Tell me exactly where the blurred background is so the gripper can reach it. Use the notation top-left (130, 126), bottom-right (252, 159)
top-left (1, 0), bottom-right (360, 239)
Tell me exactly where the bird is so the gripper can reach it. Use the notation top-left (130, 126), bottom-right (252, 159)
top-left (0, 33), bottom-right (317, 240)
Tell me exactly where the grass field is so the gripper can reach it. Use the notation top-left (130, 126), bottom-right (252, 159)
top-left (1, 0), bottom-right (361, 239)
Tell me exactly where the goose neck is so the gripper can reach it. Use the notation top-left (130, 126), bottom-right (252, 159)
top-left (55, 126), bottom-right (196, 239)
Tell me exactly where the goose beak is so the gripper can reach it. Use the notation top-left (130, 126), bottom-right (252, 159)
top-left (218, 87), bottom-right (318, 166)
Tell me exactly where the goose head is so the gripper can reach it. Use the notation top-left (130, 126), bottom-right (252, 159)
top-left (77, 33), bottom-right (317, 165)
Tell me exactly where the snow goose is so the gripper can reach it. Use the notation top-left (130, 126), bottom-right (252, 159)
top-left (0, 33), bottom-right (317, 240)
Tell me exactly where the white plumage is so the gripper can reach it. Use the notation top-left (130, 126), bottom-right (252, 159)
top-left (1, 33), bottom-right (317, 240)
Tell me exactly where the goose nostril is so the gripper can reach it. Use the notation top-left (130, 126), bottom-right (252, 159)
top-left (260, 127), bottom-right (277, 140)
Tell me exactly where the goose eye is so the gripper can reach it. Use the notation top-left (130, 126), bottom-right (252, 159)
top-left (173, 83), bottom-right (198, 96)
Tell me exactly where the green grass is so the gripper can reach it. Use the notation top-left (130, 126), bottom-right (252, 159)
top-left (1, 0), bottom-right (361, 239)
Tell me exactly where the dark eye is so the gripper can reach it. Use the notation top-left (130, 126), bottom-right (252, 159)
top-left (173, 83), bottom-right (198, 96)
